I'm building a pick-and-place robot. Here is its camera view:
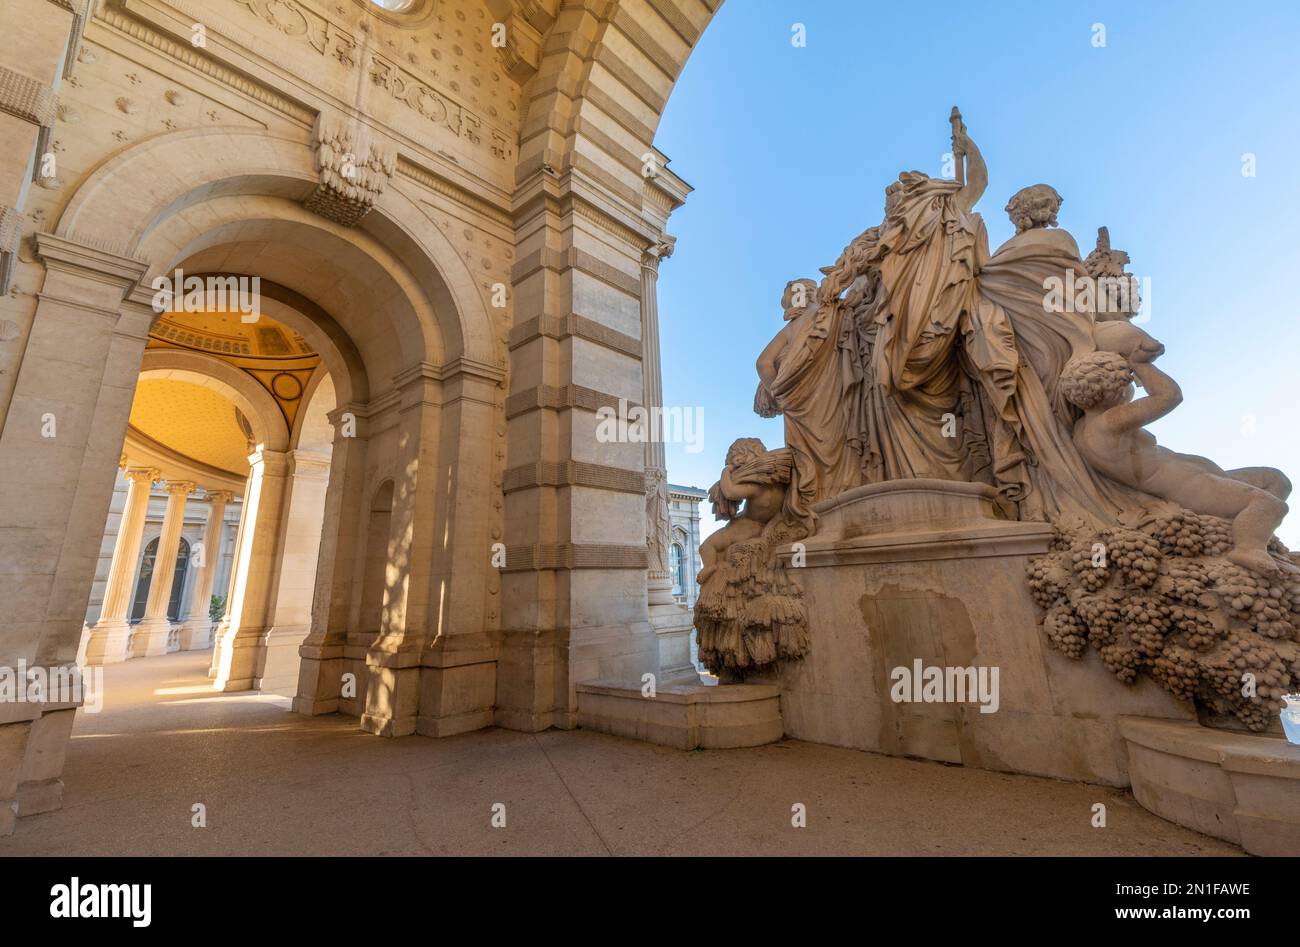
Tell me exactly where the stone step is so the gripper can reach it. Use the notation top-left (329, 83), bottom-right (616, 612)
top-left (576, 679), bottom-right (784, 750)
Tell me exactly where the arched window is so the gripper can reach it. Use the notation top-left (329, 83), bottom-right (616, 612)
top-left (130, 537), bottom-right (191, 621)
top-left (670, 542), bottom-right (684, 597)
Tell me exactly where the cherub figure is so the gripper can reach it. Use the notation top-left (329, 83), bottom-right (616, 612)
top-left (695, 437), bottom-right (808, 675)
top-left (698, 437), bottom-right (792, 586)
top-left (1060, 349), bottom-right (1292, 573)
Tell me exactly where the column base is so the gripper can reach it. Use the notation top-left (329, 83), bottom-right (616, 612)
top-left (416, 656), bottom-right (496, 738)
top-left (211, 625), bottom-right (265, 692)
top-left (359, 662), bottom-right (421, 737)
top-left (254, 625), bottom-right (311, 697)
top-left (292, 644), bottom-right (344, 715)
top-left (82, 618), bottom-right (134, 665)
top-left (131, 617), bottom-right (174, 658)
top-left (0, 718), bottom-right (33, 837)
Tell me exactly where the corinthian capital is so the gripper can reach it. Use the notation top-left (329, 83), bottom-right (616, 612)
top-left (641, 236), bottom-right (676, 272)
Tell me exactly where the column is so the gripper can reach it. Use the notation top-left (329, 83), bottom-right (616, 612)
top-left (212, 448), bottom-right (290, 691)
top-left (132, 480), bottom-right (196, 657)
top-left (640, 240), bottom-right (697, 683)
top-left (256, 450), bottom-right (331, 696)
top-left (208, 496), bottom-right (243, 677)
top-left (178, 490), bottom-right (232, 651)
top-left (83, 467), bottom-right (159, 664)
top-left (208, 489), bottom-right (250, 678)
top-left (293, 406), bottom-right (369, 714)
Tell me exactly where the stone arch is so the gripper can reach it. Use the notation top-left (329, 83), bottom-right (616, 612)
top-left (518, 0), bottom-right (721, 186)
top-left (292, 371), bottom-right (337, 454)
top-left (54, 126), bottom-right (497, 373)
top-left (137, 348), bottom-right (291, 453)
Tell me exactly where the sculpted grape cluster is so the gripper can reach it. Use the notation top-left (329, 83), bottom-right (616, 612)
top-left (1028, 512), bottom-right (1300, 730)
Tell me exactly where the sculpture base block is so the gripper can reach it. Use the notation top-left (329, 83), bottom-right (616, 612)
top-left (1119, 717), bottom-right (1300, 856)
top-left (770, 479), bottom-right (1197, 786)
top-left (576, 680), bottom-right (783, 750)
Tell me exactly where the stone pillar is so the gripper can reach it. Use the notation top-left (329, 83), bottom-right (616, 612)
top-left (212, 448), bottom-right (290, 691)
top-left (209, 486), bottom-right (250, 678)
top-left (132, 480), bottom-right (196, 657)
top-left (415, 367), bottom-right (502, 738)
top-left (179, 490), bottom-right (232, 651)
top-left (640, 241), bottom-right (697, 683)
top-left (294, 406), bottom-right (369, 715)
top-left (360, 366), bottom-right (443, 737)
top-left (83, 466), bottom-right (159, 664)
top-left (256, 450), bottom-right (331, 696)
top-left (0, 233), bottom-right (150, 835)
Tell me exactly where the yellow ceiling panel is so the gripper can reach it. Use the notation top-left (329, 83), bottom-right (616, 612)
top-left (129, 378), bottom-right (252, 475)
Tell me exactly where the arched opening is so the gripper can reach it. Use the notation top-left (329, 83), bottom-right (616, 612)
top-left (28, 122), bottom-right (501, 749)
top-left (128, 536), bottom-right (190, 623)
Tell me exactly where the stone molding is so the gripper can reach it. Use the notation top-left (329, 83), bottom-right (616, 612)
top-left (508, 311), bottom-right (641, 359)
top-left (97, 5), bottom-right (315, 124)
top-left (396, 157), bottom-right (511, 229)
top-left (502, 459), bottom-right (644, 495)
top-left (504, 383), bottom-right (638, 419)
top-left (34, 232), bottom-right (150, 290)
top-left (501, 542), bottom-right (648, 572)
top-left (510, 246), bottom-right (641, 298)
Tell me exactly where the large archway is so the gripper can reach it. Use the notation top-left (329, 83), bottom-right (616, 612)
top-left (5, 122), bottom-right (506, 744)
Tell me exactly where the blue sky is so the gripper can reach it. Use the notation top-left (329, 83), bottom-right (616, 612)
top-left (655, 0), bottom-right (1300, 544)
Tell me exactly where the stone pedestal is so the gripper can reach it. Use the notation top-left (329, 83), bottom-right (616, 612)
top-left (772, 479), bottom-right (1196, 786)
top-left (1120, 717), bottom-right (1300, 856)
top-left (576, 679), bottom-right (783, 749)
top-left (647, 586), bottom-right (698, 684)
top-left (16, 706), bottom-right (76, 817)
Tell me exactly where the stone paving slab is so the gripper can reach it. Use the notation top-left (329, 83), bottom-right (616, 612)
top-left (0, 653), bottom-right (1238, 856)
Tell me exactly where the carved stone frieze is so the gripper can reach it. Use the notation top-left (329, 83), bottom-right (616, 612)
top-left (229, 0), bottom-right (514, 162)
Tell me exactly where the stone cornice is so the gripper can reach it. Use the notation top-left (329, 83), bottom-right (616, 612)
top-left (34, 232), bottom-right (150, 289)
top-left (393, 358), bottom-right (506, 392)
top-left (397, 156), bottom-right (511, 230)
top-left (96, 3), bottom-right (316, 124)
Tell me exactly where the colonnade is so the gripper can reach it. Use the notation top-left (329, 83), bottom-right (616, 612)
top-left (82, 467), bottom-right (241, 666)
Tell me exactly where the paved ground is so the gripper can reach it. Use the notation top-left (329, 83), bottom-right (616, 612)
top-left (2, 652), bottom-right (1238, 856)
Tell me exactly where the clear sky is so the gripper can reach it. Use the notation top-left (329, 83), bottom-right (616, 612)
top-left (655, 0), bottom-right (1300, 545)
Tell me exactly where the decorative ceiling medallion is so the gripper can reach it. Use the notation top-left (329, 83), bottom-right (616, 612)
top-left (270, 372), bottom-right (304, 401)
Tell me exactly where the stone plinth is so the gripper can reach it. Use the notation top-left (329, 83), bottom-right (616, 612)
top-left (576, 680), bottom-right (783, 750)
top-left (1119, 717), bottom-right (1300, 856)
top-left (771, 479), bottom-right (1196, 786)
